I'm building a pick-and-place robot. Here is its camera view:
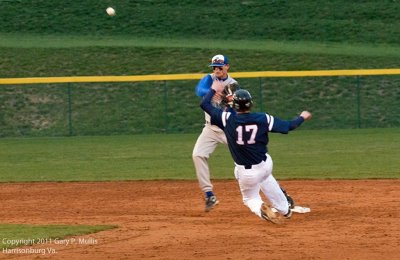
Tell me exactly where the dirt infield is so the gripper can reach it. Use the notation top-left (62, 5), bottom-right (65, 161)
top-left (0, 180), bottom-right (399, 259)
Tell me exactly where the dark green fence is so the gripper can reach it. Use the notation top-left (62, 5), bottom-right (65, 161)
top-left (0, 75), bottom-right (399, 137)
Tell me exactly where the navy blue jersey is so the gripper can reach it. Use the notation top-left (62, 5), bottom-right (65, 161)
top-left (201, 89), bottom-right (304, 166)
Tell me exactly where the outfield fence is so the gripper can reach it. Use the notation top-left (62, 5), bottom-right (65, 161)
top-left (0, 69), bottom-right (399, 137)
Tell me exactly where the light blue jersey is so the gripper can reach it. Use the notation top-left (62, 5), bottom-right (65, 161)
top-left (195, 74), bottom-right (237, 97)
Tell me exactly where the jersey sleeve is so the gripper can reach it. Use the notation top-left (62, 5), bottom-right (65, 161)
top-left (269, 115), bottom-right (305, 134)
top-left (195, 74), bottom-right (213, 97)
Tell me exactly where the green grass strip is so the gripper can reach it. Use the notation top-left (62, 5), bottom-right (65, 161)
top-left (1, 34), bottom-right (399, 58)
top-left (0, 129), bottom-right (398, 181)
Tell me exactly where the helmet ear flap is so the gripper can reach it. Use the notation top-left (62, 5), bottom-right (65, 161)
top-left (246, 100), bottom-right (253, 108)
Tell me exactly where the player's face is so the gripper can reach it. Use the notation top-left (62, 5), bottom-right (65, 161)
top-left (212, 65), bottom-right (229, 79)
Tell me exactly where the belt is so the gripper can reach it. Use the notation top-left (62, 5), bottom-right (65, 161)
top-left (241, 155), bottom-right (268, 169)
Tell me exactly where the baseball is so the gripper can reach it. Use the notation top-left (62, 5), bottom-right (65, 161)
top-left (106, 7), bottom-right (116, 16)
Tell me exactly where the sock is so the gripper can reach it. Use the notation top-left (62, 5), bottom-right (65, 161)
top-left (205, 191), bottom-right (214, 198)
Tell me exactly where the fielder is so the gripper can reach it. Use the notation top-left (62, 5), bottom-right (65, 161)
top-left (192, 54), bottom-right (237, 212)
top-left (193, 54), bottom-right (295, 212)
top-left (200, 84), bottom-right (312, 224)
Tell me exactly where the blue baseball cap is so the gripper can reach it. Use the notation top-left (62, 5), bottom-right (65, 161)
top-left (209, 54), bottom-right (229, 67)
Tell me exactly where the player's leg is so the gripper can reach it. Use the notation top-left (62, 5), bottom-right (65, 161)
top-left (259, 156), bottom-right (291, 217)
top-left (192, 126), bottom-right (225, 211)
top-left (280, 187), bottom-right (295, 209)
top-left (234, 166), bottom-right (264, 217)
top-left (192, 127), bottom-right (219, 193)
top-left (235, 162), bottom-right (285, 224)
top-left (261, 175), bottom-right (291, 217)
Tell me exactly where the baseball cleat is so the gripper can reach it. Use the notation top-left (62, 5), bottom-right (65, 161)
top-left (260, 203), bottom-right (281, 224)
top-left (281, 188), bottom-right (295, 209)
top-left (205, 195), bottom-right (219, 212)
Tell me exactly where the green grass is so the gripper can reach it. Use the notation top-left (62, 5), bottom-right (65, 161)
top-left (0, 224), bottom-right (116, 250)
top-left (0, 1), bottom-right (399, 136)
top-left (1, 1), bottom-right (399, 44)
top-left (1, 0), bottom-right (400, 79)
top-left (1, 34), bottom-right (400, 58)
top-left (0, 129), bottom-right (398, 182)
top-left (269, 128), bottom-right (400, 179)
top-left (0, 1), bottom-right (397, 250)
top-left (2, 45), bottom-right (400, 79)
top-left (1, 77), bottom-right (399, 137)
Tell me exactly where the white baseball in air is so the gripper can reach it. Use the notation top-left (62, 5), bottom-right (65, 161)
top-left (106, 7), bottom-right (116, 16)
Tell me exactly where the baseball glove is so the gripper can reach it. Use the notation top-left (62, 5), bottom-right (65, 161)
top-left (222, 82), bottom-right (240, 107)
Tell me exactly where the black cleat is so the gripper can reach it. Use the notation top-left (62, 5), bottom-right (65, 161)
top-left (281, 188), bottom-right (295, 209)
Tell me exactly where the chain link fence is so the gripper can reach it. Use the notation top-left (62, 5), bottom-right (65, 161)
top-left (0, 74), bottom-right (399, 137)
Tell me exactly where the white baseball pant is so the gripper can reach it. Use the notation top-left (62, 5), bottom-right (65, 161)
top-left (234, 154), bottom-right (289, 217)
top-left (192, 123), bottom-right (227, 193)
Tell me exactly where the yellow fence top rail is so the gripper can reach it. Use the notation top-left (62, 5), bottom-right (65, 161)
top-left (1, 69), bottom-right (400, 85)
